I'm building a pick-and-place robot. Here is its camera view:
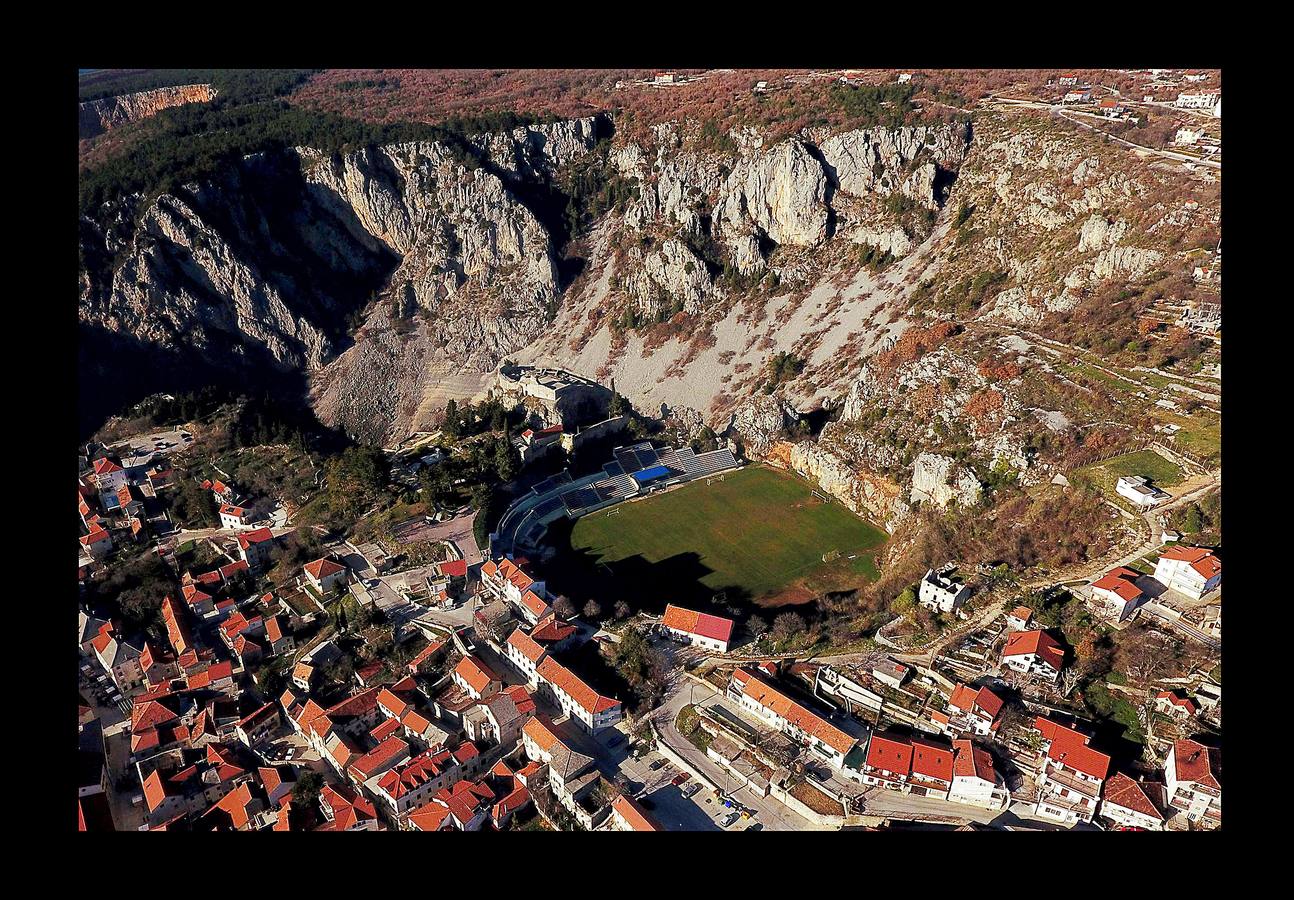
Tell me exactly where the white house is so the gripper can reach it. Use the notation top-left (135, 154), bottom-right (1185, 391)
top-left (1100, 773), bottom-right (1166, 830)
top-left (1064, 87), bottom-right (1093, 103)
top-left (1005, 605), bottom-right (1033, 631)
top-left (1116, 475), bottom-right (1169, 508)
top-left (534, 656), bottom-right (622, 733)
top-left (1001, 630), bottom-right (1065, 683)
top-left (659, 604), bottom-right (734, 652)
top-left (92, 457), bottom-right (127, 496)
top-left (504, 627), bottom-right (549, 685)
top-left (945, 683), bottom-right (1006, 737)
top-left (1088, 567), bottom-right (1145, 622)
top-left (1033, 717), bottom-right (1110, 825)
top-left (727, 667), bottom-right (857, 768)
top-left (219, 504), bottom-right (253, 529)
top-left (1154, 546), bottom-right (1221, 599)
top-left (80, 527), bottom-right (114, 559)
top-left (1176, 90), bottom-right (1220, 109)
top-left (1165, 739), bottom-right (1221, 828)
top-left (303, 557), bottom-right (348, 595)
top-left (480, 557), bottom-right (549, 623)
top-left (948, 739), bottom-right (1009, 810)
top-left (918, 568), bottom-right (971, 614)
top-left (453, 655), bottom-right (501, 701)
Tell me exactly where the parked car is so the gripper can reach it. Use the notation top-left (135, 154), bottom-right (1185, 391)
top-left (682, 783), bottom-right (701, 799)
top-left (746, 822), bottom-right (763, 832)
top-left (721, 811), bottom-right (740, 827)
top-left (671, 773), bottom-right (689, 786)
top-left (649, 759), bottom-right (667, 771)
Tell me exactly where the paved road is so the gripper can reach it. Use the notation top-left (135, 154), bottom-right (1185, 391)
top-left (985, 97), bottom-right (1221, 170)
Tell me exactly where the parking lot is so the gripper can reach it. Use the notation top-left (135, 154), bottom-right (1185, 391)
top-left (590, 722), bottom-right (767, 832)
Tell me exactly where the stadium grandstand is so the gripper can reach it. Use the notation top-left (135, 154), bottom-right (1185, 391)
top-left (491, 442), bottom-right (740, 556)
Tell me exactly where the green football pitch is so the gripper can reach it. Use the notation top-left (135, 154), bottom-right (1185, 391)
top-left (569, 465), bottom-right (887, 603)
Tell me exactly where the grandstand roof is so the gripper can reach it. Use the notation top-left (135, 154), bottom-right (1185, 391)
top-left (631, 464), bottom-right (672, 484)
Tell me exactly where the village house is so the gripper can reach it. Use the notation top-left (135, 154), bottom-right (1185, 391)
top-left (535, 656), bottom-right (622, 733)
top-left (908, 737), bottom-right (955, 800)
top-left (219, 504), bottom-right (253, 529)
top-left (464, 684), bottom-right (536, 747)
top-left (871, 659), bottom-right (910, 690)
top-left (1099, 772), bottom-right (1167, 830)
top-left (1089, 566), bottom-right (1145, 622)
top-left (304, 557), bottom-right (349, 595)
top-left (318, 783), bottom-right (382, 831)
top-left (659, 603), bottom-right (735, 652)
top-left (945, 682), bottom-right (1006, 737)
top-left (91, 629), bottom-right (145, 692)
top-left (237, 527), bottom-right (275, 567)
top-left (727, 667), bottom-right (857, 768)
top-left (1165, 738), bottom-right (1221, 828)
top-left (948, 739), bottom-right (1010, 810)
top-left (373, 745), bottom-right (468, 818)
top-left (453, 655), bottom-right (502, 701)
top-left (860, 732), bottom-right (912, 791)
top-left (918, 567), bottom-right (971, 615)
top-left (92, 456), bottom-right (128, 496)
top-left (523, 715), bottom-right (601, 817)
top-left (81, 526), bottom-right (114, 559)
top-left (1176, 90), bottom-right (1220, 109)
top-left (1033, 717), bottom-right (1110, 825)
top-left (480, 557), bottom-right (550, 624)
top-left (1116, 475), bottom-right (1170, 508)
top-left (234, 702), bottom-right (281, 748)
top-left (1005, 605), bottom-right (1033, 631)
top-left (1058, 73), bottom-right (1079, 86)
top-left (1064, 86), bottom-right (1093, 103)
top-left (607, 792), bottom-right (663, 831)
top-left (1155, 689), bottom-right (1199, 719)
top-left (504, 627), bottom-right (550, 685)
top-left (1154, 546), bottom-right (1221, 599)
top-left (1001, 630), bottom-right (1065, 684)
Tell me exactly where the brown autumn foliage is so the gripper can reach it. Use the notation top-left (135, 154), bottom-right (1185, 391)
top-left (976, 358), bottom-right (1022, 382)
top-left (872, 321), bottom-right (960, 377)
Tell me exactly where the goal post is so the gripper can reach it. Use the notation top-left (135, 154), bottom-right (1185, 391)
top-left (822, 549), bottom-right (840, 563)
top-left (713, 590), bottom-right (727, 605)
top-left (811, 490), bottom-right (830, 503)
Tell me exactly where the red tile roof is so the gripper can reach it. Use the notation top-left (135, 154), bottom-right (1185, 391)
top-left (1002, 630), bottom-right (1065, 670)
top-left (1102, 772), bottom-right (1164, 820)
top-left (93, 457), bottom-right (122, 475)
top-left (661, 604), bottom-right (735, 643)
top-left (732, 668), bottom-right (854, 755)
top-left (951, 739), bottom-right (997, 782)
top-left (536, 656), bottom-right (620, 716)
top-left (506, 628), bottom-right (548, 665)
top-left (1035, 717), bottom-right (1110, 780)
top-left (611, 793), bottom-right (661, 831)
top-left (1171, 739), bottom-right (1220, 790)
top-left (454, 656), bottom-right (499, 695)
top-left (349, 735), bottom-right (410, 781)
top-left (910, 737), bottom-right (954, 783)
top-left (1159, 546), bottom-right (1221, 579)
top-left (238, 527), bottom-right (274, 550)
top-left (439, 559), bottom-right (468, 578)
top-left (304, 557), bottom-right (345, 580)
top-left (1092, 567), bottom-right (1143, 602)
top-left (865, 733), bottom-right (913, 776)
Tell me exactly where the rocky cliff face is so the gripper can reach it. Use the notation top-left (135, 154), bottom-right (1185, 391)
top-left (80, 104), bottom-right (1212, 461)
top-left (79, 84), bottom-right (215, 140)
top-left (78, 119), bottom-right (601, 441)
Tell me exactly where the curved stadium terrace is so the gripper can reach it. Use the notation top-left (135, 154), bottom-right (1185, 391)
top-left (491, 442), bottom-right (741, 557)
